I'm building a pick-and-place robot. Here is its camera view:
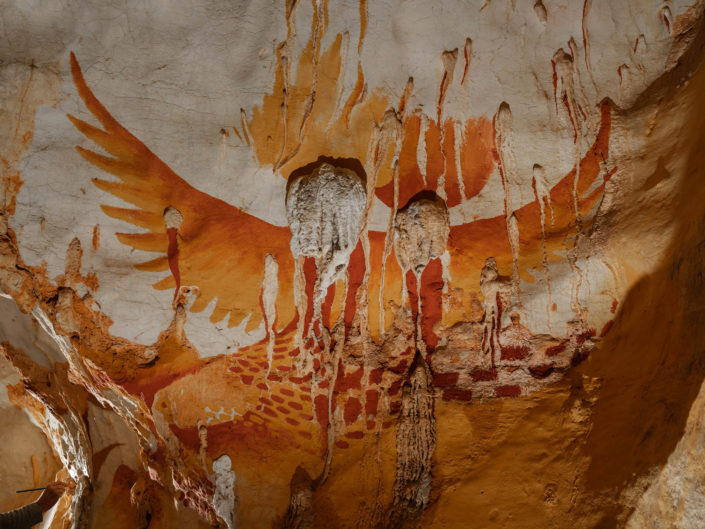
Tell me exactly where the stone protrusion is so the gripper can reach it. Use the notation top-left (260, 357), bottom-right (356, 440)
top-left (286, 162), bottom-right (366, 299)
top-left (390, 354), bottom-right (436, 526)
top-left (393, 192), bottom-right (449, 276)
top-left (534, 0), bottom-right (547, 24)
top-left (163, 206), bottom-right (184, 230)
top-left (211, 455), bottom-right (237, 529)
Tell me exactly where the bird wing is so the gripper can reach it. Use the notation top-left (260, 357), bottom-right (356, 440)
top-left (67, 53), bottom-right (295, 333)
top-left (445, 102), bottom-right (614, 324)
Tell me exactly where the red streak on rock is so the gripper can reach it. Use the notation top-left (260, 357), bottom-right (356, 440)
top-left (369, 367), bottom-right (384, 384)
top-left (262, 407), bottom-right (277, 418)
top-left (288, 401), bottom-right (303, 411)
top-left (406, 269), bottom-right (419, 327)
top-left (367, 420), bottom-right (376, 430)
top-left (345, 430), bottom-right (364, 440)
top-left (314, 394), bottom-right (329, 428)
top-left (420, 258), bottom-right (444, 354)
top-left (611, 299), bottom-right (618, 313)
top-left (229, 366), bottom-right (243, 373)
top-left (578, 103), bottom-right (587, 121)
top-left (335, 361), bottom-right (364, 392)
top-left (335, 440), bottom-right (349, 449)
top-left (582, 0), bottom-right (591, 74)
top-left (389, 359), bottom-right (408, 375)
top-left (276, 406), bottom-right (291, 415)
top-left (432, 372), bottom-right (459, 387)
top-left (471, 368), bottom-right (497, 382)
top-left (389, 379), bottom-right (403, 396)
top-left (461, 44), bottom-right (470, 85)
top-left (365, 390), bottom-right (379, 418)
top-left (344, 242), bottom-right (365, 337)
top-left (389, 400), bottom-right (401, 414)
top-left (600, 319), bottom-right (614, 337)
top-left (302, 256), bottom-right (317, 336)
top-left (661, 8), bottom-right (670, 31)
top-left (289, 374), bottom-right (312, 384)
top-left (500, 345), bottom-right (531, 361)
top-left (545, 343), bottom-right (567, 357)
top-left (551, 59), bottom-right (558, 113)
top-left (344, 397), bottom-right (362, 426)
top-left (271, 394), bottom-right (284, 404)
top-left (318, 379), bottom-right (329, 389)
top-left (321, 282), bottom-right (336, 330)
top-left (166, 227), bottom-right (180, 300)
top-left (285, 417), bottom-right (300, 427)
top-left (495, 385), bottom-right (521, 397)
top-left (298, 431), bottom-right (312, 439)
top-left (437, 71), bottom-right (448, 123)
top-left (562, 93), bottom-right (578, 143)
top-left (576, 328), bottom-right (596, 345)
top-left (240, 375), bottom-right (253, 385)
top-left (529, 364), bottom-right (554, 378)
top-left (256, 383), bottom-right (268, 390)
top-left (491, 291), bottom-right (504, 367)
top-left (571, 347), bottom-right (590, 366)
top-left (280, 388), bottom-right (294, 397)
top-left (442, 388), bottom-right (473, 401)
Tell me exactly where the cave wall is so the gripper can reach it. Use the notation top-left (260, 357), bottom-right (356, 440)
top-left (1, 1), bottom-right (705, 528)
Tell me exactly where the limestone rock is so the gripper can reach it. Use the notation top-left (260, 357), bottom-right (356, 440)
top-left (1, 1), bottom-right (705, 528)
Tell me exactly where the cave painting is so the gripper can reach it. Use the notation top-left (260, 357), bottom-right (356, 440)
top-left (65, 12), bottom-right (616, 519)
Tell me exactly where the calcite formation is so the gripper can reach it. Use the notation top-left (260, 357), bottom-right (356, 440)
top-left (1, 1), bottom-right (705, 528)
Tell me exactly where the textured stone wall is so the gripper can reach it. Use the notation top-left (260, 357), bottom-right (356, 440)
top-left (1, 1), bottom-right (705, 528)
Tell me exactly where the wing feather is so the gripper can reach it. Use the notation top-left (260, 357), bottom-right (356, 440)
top-left (134, 256), bottom-right (170, 272)
top-left (69, 52), bottom-right (296, 333)
top-left (100, 205), bottom-right (163, 230)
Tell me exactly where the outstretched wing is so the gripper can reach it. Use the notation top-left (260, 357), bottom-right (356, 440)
top-left (445, 102), bottom-right (615, 324)
top-left (68, 53), bottom-right (295, 332)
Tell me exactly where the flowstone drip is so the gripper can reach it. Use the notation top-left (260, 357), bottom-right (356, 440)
top-left (211, 455), bottom-right (237, 529)
top-left (480, 257), bottom-right (512, 368)
top-left (286, 162), bottom-right (366, 305)
top-left (393, 193), bottom-right (449, 277)
top-left (389, 354), bottom-right (436, 527)
top-left (393, 191), bottom-right (449, 354)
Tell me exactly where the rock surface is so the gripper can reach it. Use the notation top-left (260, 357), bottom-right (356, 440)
top-left (1, 1), bottom-right (705, 528)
